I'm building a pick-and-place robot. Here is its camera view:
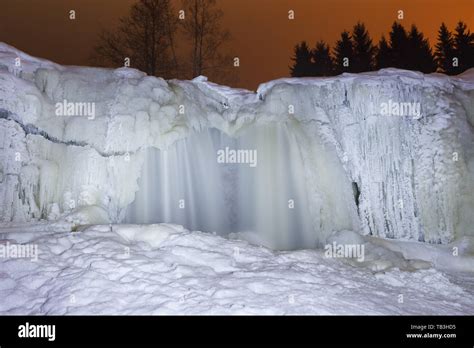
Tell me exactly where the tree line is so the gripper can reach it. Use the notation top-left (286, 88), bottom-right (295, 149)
top-left (290, 21), bottom-right (474, 77)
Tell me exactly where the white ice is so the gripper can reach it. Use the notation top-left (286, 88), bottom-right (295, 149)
top-left (1, 43), bottom-right (473, 248)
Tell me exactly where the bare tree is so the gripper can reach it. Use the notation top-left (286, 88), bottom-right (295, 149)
top-left (180, 0), bottom-right (235, 83)
top-left (93, 0), bottom-right (179, 78)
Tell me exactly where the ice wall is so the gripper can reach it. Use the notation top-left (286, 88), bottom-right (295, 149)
top-left (0, 43), bottom-right (473, 248)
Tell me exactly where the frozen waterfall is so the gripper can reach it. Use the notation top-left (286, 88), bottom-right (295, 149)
top-left (1, 43), bottom-right (473, 249)
top-left (125, 123), bottom-right (349, 250)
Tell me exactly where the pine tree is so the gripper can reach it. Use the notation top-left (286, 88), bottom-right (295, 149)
top-left (406, 25), bottom-right (436, 73)
top-left (333, 31), bottom-right (354, 74)
top-left (352, 22), bottom-right (375, 72)
top-left (388, 22), bottom-right (409, 69)
top-left (290, 41), bottom-right (314, 77)
top-left (435, 23), bottom-right (456, 75)
top-left (375, 35), bottom-right (391, 69)
top-left (312, 41), bottom-right (334, 76)
top-left (452, 21), bottom-right (474, 74)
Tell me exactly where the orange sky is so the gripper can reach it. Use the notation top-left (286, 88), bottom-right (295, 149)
top-left (0, 0), bottom-right (472, 90)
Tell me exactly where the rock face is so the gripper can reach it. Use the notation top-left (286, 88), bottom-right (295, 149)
top-left (0, 42), bottom-right (473, 248)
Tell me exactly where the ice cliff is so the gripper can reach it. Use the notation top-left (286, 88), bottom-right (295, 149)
top-left (0, 42), bottom-right (473, 249)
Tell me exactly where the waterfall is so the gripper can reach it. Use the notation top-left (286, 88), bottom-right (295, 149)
top-left (125, 122), bottom-right (356, 250)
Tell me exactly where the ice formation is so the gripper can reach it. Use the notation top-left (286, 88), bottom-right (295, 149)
top-left (0, 42), bottom-right (473, 249)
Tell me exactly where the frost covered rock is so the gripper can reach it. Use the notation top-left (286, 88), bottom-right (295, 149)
top-left (0, 43), bottom-right (473, 248)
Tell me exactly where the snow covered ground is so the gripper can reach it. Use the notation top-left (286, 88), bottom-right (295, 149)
top-left (1, 223), bottom-right (473, 315)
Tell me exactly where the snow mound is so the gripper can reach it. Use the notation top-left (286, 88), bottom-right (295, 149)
top-left (326, 230), bottom-right (433, 272)
top-left (0, 42), bottom-right (62, 79)
top-left (64, 205), bottom-right (110, 227)
top-left (113, 223), bottom-right (186, 248)
top-left (0, 224), bottom-right (472, 315)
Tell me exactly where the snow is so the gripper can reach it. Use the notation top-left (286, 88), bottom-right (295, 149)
top-left (0, 42), bottom-right (62, 80)
top-left (0, 223), bottom-right (473, 315)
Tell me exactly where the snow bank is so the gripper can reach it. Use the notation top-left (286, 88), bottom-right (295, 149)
top-left (113, 223), bottom-right (186, 247)
top-left (0, 223), bottom-right (472, 314)
top-left (0, 43), bottom-right (473, 247)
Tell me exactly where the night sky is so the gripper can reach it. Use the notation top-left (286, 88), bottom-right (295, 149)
top-left (0, 0), bottom-right (472, 90)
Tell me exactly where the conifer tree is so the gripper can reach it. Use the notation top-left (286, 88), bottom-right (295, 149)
top-left (312, 41), bottom-right (334, 76)
top-left (290, 41), bottom-right (314, 77)
top-left (388, 22), bottom-right (409, 69)
top-left (333, 31), bottom-right (354, 74)
top-left (375, 35), bottom-right (391, 69)
top-left (407, 25), bottom-right (436, 73)
top-left (452, 21), bottom-right (474, 74)
top-left (352, 22), bottom-right (375, 72)
top-left (435, 23), bottom-right (456, 74)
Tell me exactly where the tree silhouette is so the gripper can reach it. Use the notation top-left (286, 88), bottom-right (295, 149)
top-left (93, 0), bottom-right (178, 78)
top-left (435, 23), bottom-right (456, 74)
top-left (312, 41), bottom-right (334, 76)
top-left (352, 22), bottom-right (375, 72)
top-left (388, 22), bottom-right (409, 69)
top-left (93, 0), bottom-right (236, 83)
top-left (333, 31), bottom-right (354, 74)
top-left (375, 35), bottom-right (391, 69)
top-left (290, 20), bottom-right (473, 77)
top-left (452, 21), bottom-right (474, 74)
top-left (406, 25), bottom-right (436, 73)
top-left (181, 0), bottom-right (233, 81)
top-left (290, 41), bottom-right (314, 77)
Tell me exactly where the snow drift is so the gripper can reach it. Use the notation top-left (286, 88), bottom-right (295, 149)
top-left (0, 42), bottom-right (473, 249)
top-left (1, 223), bottom-right (473, 315)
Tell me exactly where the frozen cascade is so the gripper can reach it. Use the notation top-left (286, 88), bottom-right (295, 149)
top-left (125, 123), bottom-right (355, 250)
top-left (1, 43), bottom-right (473, 248)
